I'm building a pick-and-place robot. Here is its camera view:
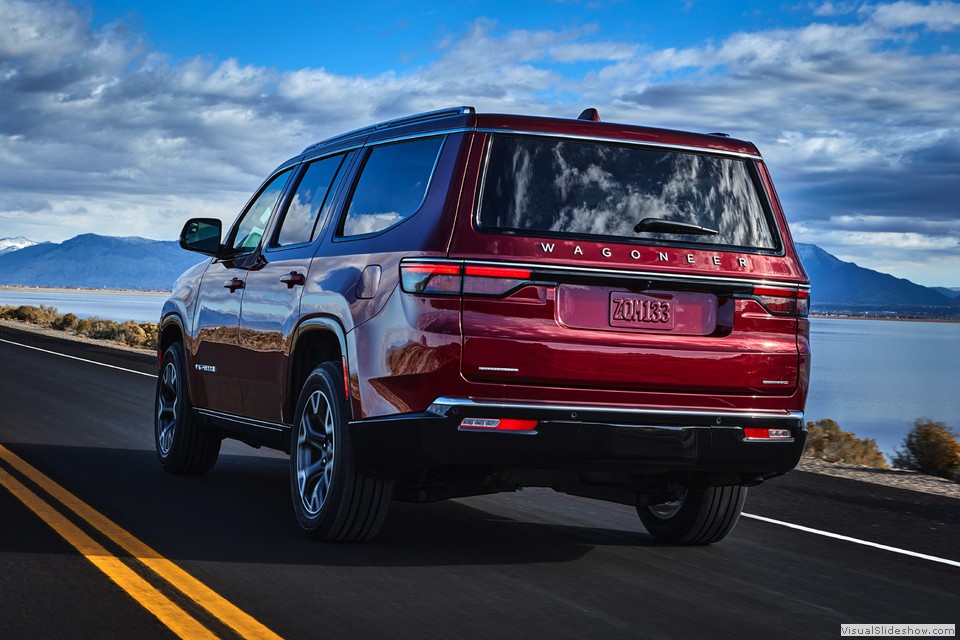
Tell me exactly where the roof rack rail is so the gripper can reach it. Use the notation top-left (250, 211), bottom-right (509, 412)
top-left (303, 106), bottom-right (475, 153)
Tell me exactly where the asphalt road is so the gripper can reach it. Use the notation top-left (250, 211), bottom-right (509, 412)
top-left (1, 323), bottom-right (957, 640)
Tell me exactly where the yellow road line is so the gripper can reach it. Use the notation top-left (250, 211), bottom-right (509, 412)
top-left (0, 444), bottom-right (283, 640)
top-left (0, 466), bottom-right (217, 640)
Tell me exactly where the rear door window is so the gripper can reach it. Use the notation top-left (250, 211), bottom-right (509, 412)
top-left (338, 136), bottom-right (444, 237)
top-left (477, 135), bottom-right (779, 251)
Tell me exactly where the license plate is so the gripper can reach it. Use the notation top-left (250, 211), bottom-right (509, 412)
top-left (609, 293), bottom-right (675, 330)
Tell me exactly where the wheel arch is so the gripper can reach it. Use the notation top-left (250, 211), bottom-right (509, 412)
top-left (157, 313), bottom-right (201, 404)
top-left (288, 317), bottom-right (351, 425)
top-left (159, 314), bottom-right (186, 355)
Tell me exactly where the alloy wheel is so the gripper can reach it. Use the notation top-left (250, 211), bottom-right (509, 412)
top-left (648, 488), bottom-right (687, 520)
top-left (156, 361), bottom-right (178, 456)
top-left (296, 389), bottom-right (336, 516)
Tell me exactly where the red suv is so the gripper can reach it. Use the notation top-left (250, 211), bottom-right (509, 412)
top-left (156, 106), bottom-right (810, 544)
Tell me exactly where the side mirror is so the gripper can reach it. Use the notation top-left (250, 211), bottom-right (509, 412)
top-left (179, 218), bottom-right (222, 256)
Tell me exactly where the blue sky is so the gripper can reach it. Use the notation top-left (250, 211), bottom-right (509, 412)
top-left (84, 1), bottom-right (825, 73)
top-left (2, 0), bottom-right (959, 285)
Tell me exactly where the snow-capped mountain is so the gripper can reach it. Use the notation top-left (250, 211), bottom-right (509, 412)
top-left (0, 236), bottom-right (38, 256)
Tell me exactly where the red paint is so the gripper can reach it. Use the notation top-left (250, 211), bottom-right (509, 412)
top-left (162, 106), bottom-right (810, 489)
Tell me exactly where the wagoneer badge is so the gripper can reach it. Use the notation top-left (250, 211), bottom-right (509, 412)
top-left (539, 242), bottom-right (749, 268)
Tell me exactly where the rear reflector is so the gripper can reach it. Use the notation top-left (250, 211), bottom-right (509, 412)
top-left (459, 418), bottom-right (538, 432)
top-left (743, 427), bottom-right (793, 440)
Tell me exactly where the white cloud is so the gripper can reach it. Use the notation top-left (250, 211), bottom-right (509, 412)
top-left (799, 229), bottom-right (959, 250)
top-left (548, 42), bottom-right (637, 63)
top-left (814, 2), bottom-right (861, 16)
top-left (0, 0), bottom-right (957, 284)
top-left (864, 0), bottom-right (960, 30)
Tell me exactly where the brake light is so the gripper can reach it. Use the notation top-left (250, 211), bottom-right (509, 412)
top-left (752, 286), bottom-right (809, 317)
top-left (400, 262), bottom-right (534, 297)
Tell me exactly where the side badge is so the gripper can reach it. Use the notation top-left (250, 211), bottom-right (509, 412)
top-left (195, 364), bottom-right (217, 373)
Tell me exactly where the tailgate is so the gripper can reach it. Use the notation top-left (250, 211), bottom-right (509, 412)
top-left (459, 264), bottom-right (800, 395)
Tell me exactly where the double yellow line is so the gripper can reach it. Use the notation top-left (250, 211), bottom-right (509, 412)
top-left (0, 444), bottom-right (282, 640)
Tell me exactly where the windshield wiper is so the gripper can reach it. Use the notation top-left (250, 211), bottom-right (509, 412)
top-left (633, 218), bottom-right (719, 236)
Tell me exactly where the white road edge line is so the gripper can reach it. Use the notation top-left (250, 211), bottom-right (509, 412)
top-left (742, 513), bottom-right (960, 568)
top-left (0, 338), bottom-right (157, 379)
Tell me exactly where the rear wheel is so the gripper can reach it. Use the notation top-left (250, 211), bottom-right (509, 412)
top-left (154, 342), bottom-right (221, 474)
top-left (637, 485), bottom-right (747, 545)
top-left (290, 361), bottom-right (392, 541)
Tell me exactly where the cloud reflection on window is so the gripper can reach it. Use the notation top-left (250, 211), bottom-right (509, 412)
top-left (481, 136), bottom-right (777, 250)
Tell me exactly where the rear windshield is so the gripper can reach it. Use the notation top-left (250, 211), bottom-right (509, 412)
top-left (477, 135), bottom-right (780, 251)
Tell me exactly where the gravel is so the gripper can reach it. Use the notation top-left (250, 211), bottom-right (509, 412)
top-left (797, 456), bottom-right (959, 500)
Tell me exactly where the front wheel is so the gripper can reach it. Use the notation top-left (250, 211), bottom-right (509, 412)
top-left (637, 485), bottom-right (747, 545)
top-left (289, 361), bottom-right (392, 541)
top-left (154, 342), bottom-right (221, 474)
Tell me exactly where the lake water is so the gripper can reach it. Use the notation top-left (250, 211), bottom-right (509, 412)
top-left (0, 289), bottom-right (166, 323)
top-left (1, 289), bottom-right (957, 457)
top-left (806, 318), bottom-right (960, 457)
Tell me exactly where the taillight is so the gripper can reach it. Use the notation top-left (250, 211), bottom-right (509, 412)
top-left (463, 265), bottom-right (531, 296)
top-left (399, 263), bottom-right (462, 295)
top-left (752, 286), bottom-right (809, 317)
top-left (400, 261), bottom-right (534, 297)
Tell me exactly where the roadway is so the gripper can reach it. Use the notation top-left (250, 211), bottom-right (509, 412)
top-left (0, 323), bottom-right (957, 639)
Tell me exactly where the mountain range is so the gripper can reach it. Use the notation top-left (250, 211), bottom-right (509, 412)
top-left (931, 286), bottom-right (960, 300)
top-left (0, 235), bottom-right (957, 313)
top-left (0, 234), bottom-right (202, 291)
top-left (794, 243), bottom-right (959, 311)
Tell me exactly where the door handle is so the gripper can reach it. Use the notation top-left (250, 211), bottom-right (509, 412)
top-left (223, 278), bottom-right (245, 292)
top-left (280, 271), bottom-right (306, 288)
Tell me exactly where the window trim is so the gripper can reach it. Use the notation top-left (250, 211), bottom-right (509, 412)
top-left (333, 135), bottom-right (447, 242)
top-left (473, 133), bottom-right (784, 256)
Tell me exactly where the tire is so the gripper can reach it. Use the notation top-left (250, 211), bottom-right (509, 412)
top-left (154, 342), bottom-right (221, 474)
top-left (637, 485), bottom-right (747, 545)
top-left (290, 361), bottom-right (393, 541)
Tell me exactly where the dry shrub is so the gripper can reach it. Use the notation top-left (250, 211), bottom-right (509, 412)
top-left (52, 312), bottom-right (79, 331)
top-left (892, 419), bottom-right (960, 480)
top-left (76, 317), bottom-right (119, 341)
top-left (139, 322), bottom-right (158, 349)
top-left (1, 304), bottom-right (59, 326)
top-left (803, 418), bottom-right (888, 468)
top-left (1, 303), bottom-right (159, 350)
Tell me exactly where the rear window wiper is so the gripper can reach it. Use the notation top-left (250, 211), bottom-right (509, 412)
top-left (633, 218), bottom-right (719, 236)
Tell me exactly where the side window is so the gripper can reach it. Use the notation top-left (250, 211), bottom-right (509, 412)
top-left (273, 154), bottom-right (345, 247)
top-left (228, 169), bottom-right (293, 255)
top-left (339, 136), bottom-right (444, 237)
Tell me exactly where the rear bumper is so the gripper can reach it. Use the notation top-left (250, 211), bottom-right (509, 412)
top-left (350, 397), bottom-right (806, 480)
